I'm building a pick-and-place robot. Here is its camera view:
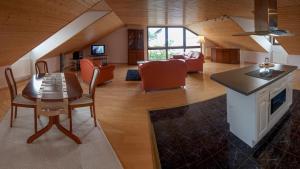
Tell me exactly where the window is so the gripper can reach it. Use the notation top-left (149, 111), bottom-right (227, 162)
top-left (186, 29), bottom-right (200, 46)
top-left (147, 27), bottom-right (201, 60)
top-left (148, 28), bottom-right (166, 48)
top-left (168, 28), bottom-right (183, 47)
top-left (148, 50), bottom-right (166, 60)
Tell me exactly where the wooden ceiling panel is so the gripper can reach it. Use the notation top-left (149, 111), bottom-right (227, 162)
top-left (43, 12), bottom-right (124, 59)
top-left (105, 0), bottom-right (254, 26)
top-left (188, 18), bottom-right (266, 52)
top-left (277, 2), bottom-right (300, 55)
top-left (0, 0), bottom-right (102, 66)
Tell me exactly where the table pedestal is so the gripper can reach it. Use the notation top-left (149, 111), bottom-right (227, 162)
top-left (27, 115), bottom-right (81, 144)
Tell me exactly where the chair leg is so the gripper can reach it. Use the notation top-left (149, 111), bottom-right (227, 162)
top-left (69, 107), bottom-right (73, 133)
top-left (92, 103), bottom-right (97, 127)
top-left (90, 106), bottom-right (93, 117)
top-left (34, 108), bottom-right (37, 133)
top-left (14, 106), bottom-right (18, 119)
top-left (10, 105), bottom-right (14, 128)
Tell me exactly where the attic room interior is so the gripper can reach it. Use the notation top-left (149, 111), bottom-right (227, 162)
top-left (1, 0), bottom-right (300, 168)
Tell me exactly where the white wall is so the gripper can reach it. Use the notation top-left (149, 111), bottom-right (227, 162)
top-left (240, 50), bottom-right (269, 64)
top-left (81, 25), bottom-right (148, 64)
top-left (0, 56), bottom-right (61, 89)
top-left (83, 27), bottom-right (128, 63)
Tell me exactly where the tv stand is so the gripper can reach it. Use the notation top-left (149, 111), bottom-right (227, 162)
top-left (89, 55), bottom-right (108, 66)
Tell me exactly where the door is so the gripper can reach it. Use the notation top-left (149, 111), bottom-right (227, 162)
top-left (257, 95), bottom-right (269, 139)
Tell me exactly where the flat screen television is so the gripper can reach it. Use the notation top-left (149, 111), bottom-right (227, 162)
top-left (91, 45), bottom-right (105, 56)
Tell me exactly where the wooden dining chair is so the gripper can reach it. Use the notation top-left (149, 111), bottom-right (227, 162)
top-left (35, 60), bottom-right (49, 74)
top-left (69, 68), bottom-right (100, 132)
top-left (4, 68), bottom-right (37, 132)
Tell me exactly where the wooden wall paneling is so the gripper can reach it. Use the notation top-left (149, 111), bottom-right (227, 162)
top-left (105, 0), bottom-right (254, 26)
top-left (42, 12), bottom-right (124, 59)
top-left (0, 0), bottom-right (103, 66)
top-left (276, 1), bottom-right (300, 55)
top-left (188, 18), bottom-right (266, 52)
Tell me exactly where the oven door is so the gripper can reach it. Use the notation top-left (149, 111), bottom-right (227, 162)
top-left (270, 87), bottom-right (287, 115)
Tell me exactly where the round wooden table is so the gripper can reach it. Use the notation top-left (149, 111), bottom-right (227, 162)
top-left (22, 73), bottom-right (83, 144)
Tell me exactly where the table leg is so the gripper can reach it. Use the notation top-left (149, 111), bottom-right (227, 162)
top-left (27, 116), bottom-right (54, 143)
top-left (54, 116), bottom-right (81, 144)
top-left (27, 115), bottom-right (81, 144)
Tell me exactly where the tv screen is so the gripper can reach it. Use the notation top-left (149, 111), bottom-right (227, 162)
top-left (91, 45), bottom-right (105, 56)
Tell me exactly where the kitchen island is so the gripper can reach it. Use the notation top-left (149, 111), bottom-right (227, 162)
top-left (211, 64), bottom-right (297, 147)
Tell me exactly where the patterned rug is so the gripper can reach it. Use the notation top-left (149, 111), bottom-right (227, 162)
top-left (150, 90), bottom-right (300, 169)
top-left (0, 107), bottom-right (123, 169)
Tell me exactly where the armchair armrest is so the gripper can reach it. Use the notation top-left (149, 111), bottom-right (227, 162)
top-left (172, 55), bottom-right (185, 59)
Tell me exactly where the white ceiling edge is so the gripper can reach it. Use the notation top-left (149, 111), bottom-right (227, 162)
top-left (12, 10), bottom-right (109, 68)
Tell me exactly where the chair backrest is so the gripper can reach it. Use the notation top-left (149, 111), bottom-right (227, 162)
top-left (4, 68), bottom-right (17, 101)
top-left (89, 68), bottom-right (100, 99)
top-left (35, 60), bottom-right (49, 74)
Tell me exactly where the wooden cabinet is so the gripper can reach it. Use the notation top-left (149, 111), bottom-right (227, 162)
top-left (128, 29), bottom-right (144, 65)
top-left (257, 93), bottom-right (269, 139)
top-left (211, 48), bottom-right (240, 64)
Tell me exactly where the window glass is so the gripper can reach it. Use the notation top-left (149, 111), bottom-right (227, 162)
top-left (148, 28), bottom-right (166, 47)
top-left (186, 29), bottom-right (200, 46)
top-left (168, 28), bottom-right (183, 47)
top-left (147, 27), bottom-right (201, 60)
top-left (148, 50), bottom-right (167, 60)
top-left (167, 49), bottom-right (184, 58)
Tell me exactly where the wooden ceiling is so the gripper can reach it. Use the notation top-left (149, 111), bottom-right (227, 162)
top-left (43, 12), bottom-right (124, 59)
top-left (105, 0), bottom-right (300, 55)
top-left (277, 1), bottom-right (300, 55)
top-left (189, 18), bottom-right (266, 52)
top-left (0, 0), bottom-right (102, 66)
top-left (105, 0), bottom-right (254, 26)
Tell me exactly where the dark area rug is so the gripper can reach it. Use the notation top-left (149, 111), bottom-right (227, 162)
top-left (125, 69), bottom-right (141, 81)
top-left (149, 90), bottom-right (300, 169)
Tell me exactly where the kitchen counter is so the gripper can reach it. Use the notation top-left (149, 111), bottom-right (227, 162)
top-left (211, 64), bottom-right (297, 95)
top-left (210, 63), bottom-right (297, 147)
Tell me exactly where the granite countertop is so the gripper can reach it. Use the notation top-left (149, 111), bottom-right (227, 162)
top-left (211, 64), bottom-right (297, 95)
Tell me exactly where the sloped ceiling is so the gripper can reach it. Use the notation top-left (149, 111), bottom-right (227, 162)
top-left (105, 0), bottom-right (265, 51)
top-left (188, 18), bottom-right (266, 52)
top-left (0, 0), bottom-right (103, 66)
top-left (105, 0), bottom-right (254, 26)
top-left (277, 0), bottom-right (300, 55)
top-left (43, 11), bottom-right (124, 59)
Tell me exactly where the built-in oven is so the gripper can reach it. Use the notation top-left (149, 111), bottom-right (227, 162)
top-left (270, 89), bottom-right (286, 114)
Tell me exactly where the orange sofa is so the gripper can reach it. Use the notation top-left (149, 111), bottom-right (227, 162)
top-left (138, 60), bottom-right (187, 91)
top-left (172, 51), bottom-right (204, 72)
top-left (80, 58), bottom-right (115, 85)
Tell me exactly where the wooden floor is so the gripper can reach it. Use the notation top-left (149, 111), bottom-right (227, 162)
top-left (1, 60), bottom-right (300, 169)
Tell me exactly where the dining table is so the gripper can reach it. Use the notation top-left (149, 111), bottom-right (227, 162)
top-left (22, 72), bottom-right (83, 144)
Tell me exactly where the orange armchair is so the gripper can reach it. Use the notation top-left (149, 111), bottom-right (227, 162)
top-left (80, 58), bottom-right (115, 85)
top-left (138, 60), bottom-right (187, 91)
top-left (171, 51), bottom-right (204, 72)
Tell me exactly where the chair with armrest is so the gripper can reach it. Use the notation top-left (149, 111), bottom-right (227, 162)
top-left (4, 68), bottom-right (37, 132)
top-left (171, 51), bottom-right (205, 72)
top-left (35, 60), bottom-right (49, 74)
top-left (80, 58), bottom-right (115, 85)
top-left (69, 68), bottom-right (100, 132)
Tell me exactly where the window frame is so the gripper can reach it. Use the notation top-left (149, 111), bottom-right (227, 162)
top-left (147, 26), bottom-right (201, 60)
